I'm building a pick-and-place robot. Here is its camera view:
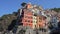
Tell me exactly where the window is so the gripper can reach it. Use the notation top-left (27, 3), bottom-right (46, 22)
top-left (33, 16), bottom-right (37, 20)
top-left (39, 17), bottom-right (42, 20)
top-left (25, 20), bottom-right (27, 22)
top-left (25, 16), bottom-right (27, 18)
top-left (39, 25), bottom-right (40, 27)
top-left (39, 20), bottom-right (42, 22)
top-left (28, 16), bottom-right (33, 19)
top-left (43, 16), bottom-right (47, 20)
top-left (28, 20), bottom-right (30, 22)
top-left (31, 17), bottom-right (32, 19)
top-left (31, 21), bottom-right (32, 23)
top-left (35, 25), bottom-right (36, 28)
top-left (34, 21), bottom-right (35, 23)
top-left (28, 17), bottom-right (30, 18)
top-left (34, 14), bottom-right (37, 16)
top-left (33, 21), bottom-right (37, 23)
top-left (34, 17), bottom-right (36, 19)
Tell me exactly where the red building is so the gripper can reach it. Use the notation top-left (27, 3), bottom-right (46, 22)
top-left (37, 15), bottom-right (46, 29)
top-left (22, 9), bottom-right (33, 28)
top-left (18, 3), bottom-right (47, 29)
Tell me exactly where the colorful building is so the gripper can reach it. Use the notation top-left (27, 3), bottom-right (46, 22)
top-left (22, 9), bottom-right (33, 28)
top-left (37, 15), bottom-right (47, 29)
top-left (18, 3), bottom-right (47, 29)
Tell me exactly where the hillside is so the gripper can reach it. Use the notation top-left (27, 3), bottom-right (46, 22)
top-left (0, 8), bottom-right (60, 32)
top-left (0, 10), bottom-right (18, 32)
top-left (51, 8), bottom-right (60, 12)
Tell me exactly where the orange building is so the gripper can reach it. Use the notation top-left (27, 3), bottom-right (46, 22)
top-left (18, 3), bottom-right (47, 29)
top-left (37, 15), bottom-right (46, 29)
top-left (19, 9), bottom-right (47, 29)
top-left (21, 9), bottom-right (33, 28)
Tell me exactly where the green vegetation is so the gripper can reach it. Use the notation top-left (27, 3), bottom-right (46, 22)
top-left (51, 8), bottom-right (60, 12)
top-left (0, 11), bottom-right (18, 31)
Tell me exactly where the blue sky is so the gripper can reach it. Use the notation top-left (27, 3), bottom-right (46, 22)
top-left (0, 0), bottom-right (60, 17)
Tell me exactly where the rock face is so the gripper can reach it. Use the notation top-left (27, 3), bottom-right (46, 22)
top-left (6, 25), bottom-right (49, 34)
top-left (25, 29), bottom-right (35, 34)
top-left (0, 12), bottom-right (18, 32)
top-left (16, 26), bottom-right (26, 34)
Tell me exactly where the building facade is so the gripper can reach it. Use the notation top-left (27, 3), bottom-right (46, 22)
top-left (18, 3), bottom-right (47, 29)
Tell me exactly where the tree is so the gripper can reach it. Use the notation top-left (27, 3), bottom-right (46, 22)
top-left (51, 8), bottom-right (60, 12)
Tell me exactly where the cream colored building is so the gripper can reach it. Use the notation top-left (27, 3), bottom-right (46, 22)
top-left (32, 16), bottom-right (37, 29)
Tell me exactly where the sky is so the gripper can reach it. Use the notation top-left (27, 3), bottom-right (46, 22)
top-left (0, 0), bottom-right (60, 17)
